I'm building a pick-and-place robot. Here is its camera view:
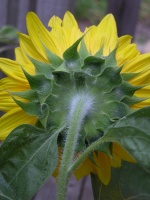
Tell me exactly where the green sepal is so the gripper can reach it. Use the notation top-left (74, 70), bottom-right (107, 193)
top-left (53, 61), bottom-right (69, 73)
top-left (121, 96), bottom-right (147, 106)
top-left (121, 72), bottom-right (139, 81)
top-left (102, 101), bottom-right (130, 120)
top-left (12, 90), bottom-right (39, 102)
top-left (103, 47), bottom-right (117, 68)
top-left (82, 56), bottom-right (105, 75)
top-left (94, 67), bottom-right (122, 92)
top-left (13, 98), bottom-right (49, 128)
top-left (79, 39), bottom-right (89, 62)
top-left (112, 81), bottom-right (143, 100)
top-left (95, 143), bottom-right (112, 158)
top-left (27, 56), bottom-right (53, 79)
top-left (94, 44), bottom-right (104, 57)
top-left (43, 44), bottom-right (63, 69)
top-left (91, 162), bottom-right (150, 200)
top-left (63, 36), bottom-right (83, 71)
top-left (0, 124), bottom-right (59, 200)
top-left (22, 68), bottom-right (52, 103)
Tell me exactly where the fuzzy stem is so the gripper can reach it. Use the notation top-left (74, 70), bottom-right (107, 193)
top-left (56, 94), bottom-right (93, 200)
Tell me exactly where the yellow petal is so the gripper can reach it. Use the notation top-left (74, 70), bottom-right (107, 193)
top-left (122, 53), bottom-right (150, 73)
top-left (112, 143), bottom-right (136, 163)
top-left (48, 15), bottom-right (62, 28)
top-left (130, 68), bottom-right (150, 85)
top-left (18, 33), bottom-right (47, 63)
top-left (0, 107), bottom-right (37, 141)
top-left (0, 58), bottom-right (29, 85)
top-left (97, 14), bottom-right (118, 56)
top-left (74, 158), bottom-right (93, 180)
top-left (26, 12), bottom-right (58, 56)
top-left (118, 35), bottom-right (132, 50)
top-left (62, 11), bottom-right (78, 28)
top-left (92, 152), bottom-right (111, 185)
top-left (117, 44), bottom-right (139, 66)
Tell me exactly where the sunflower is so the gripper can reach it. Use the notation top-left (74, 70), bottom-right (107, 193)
top-left (0, 12), bottom-right (150, 185)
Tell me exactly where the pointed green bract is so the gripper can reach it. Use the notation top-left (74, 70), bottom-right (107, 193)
top-left (43, 44), bottom-right (63, 69)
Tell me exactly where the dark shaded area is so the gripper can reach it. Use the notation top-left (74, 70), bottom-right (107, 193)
top-left (107, 0), bottom-right (141, 37)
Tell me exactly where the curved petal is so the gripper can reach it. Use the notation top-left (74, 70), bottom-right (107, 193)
top-left (117, 44), bottom-right (139, 66)
top-left (112, 143), bottom-right (136, 163)
top-left (62, 11), bottom-right (79, 28)
top-left (74, 158), bottom-right (93, 180)
top-left (0, 58), bottom-right (29, 85)
top-left (26, 12), bottom-right (58, 56)
top-left (0, 107), bottom-right (37, 141)
top-left (130, 68), bottom-right (150, 85)
top-left (18, 33), bottom-right (47, 63)
top-left (122, 53), bottom-right (150, 73)
top-left (97, 14), bottom-right (118, 56)
top-left (92, 152), bottom-right (111, 185)
top-left (118, 35), bottom-right (132, 50)
top-left (48, 15), bottom-right (62, 28)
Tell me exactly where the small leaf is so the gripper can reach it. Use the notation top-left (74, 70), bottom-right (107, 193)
top-left (0, 124), bottom-right (59, 200)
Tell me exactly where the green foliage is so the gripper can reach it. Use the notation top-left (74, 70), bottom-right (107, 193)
top-left (0, 26), bottom-right (18, 44)
top-left (91, 162), bottom-right (150, 200)
top-left (0, 124), bottom-right (59, 200)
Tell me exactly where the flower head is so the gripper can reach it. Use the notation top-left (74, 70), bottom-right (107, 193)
top-left (0, 12), bottom-right (150, 184)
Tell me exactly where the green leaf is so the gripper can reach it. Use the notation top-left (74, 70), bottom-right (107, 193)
top-left (0, 26), bottom-right (18, 44)
top-left (0, 174), bottom-right (16, 200)
top-left (105, 107), bottom-right (150, 171)
top-left (0, 124), bottom-right (59, 200)
top-left (91, 162), bottom-right (150, 200)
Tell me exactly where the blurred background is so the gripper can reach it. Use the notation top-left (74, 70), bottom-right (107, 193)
top-left (0, 0), bottom-right (150, 199)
